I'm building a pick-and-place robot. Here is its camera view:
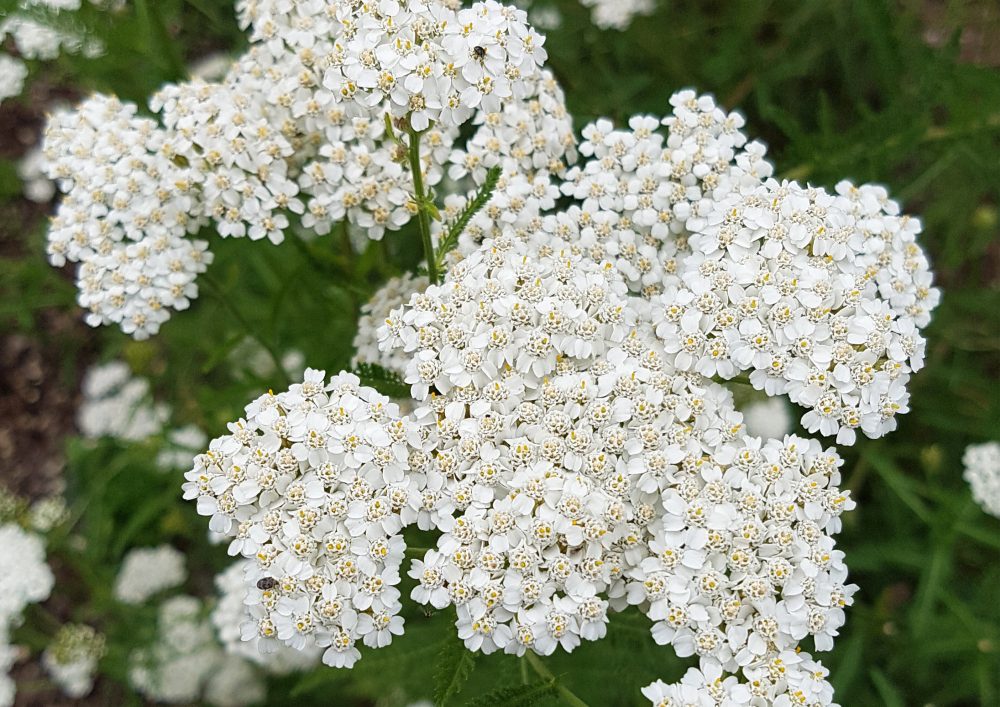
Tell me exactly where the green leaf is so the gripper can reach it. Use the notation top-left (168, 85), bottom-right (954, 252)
top-left (354, 363), bottom-right (412, 400)
top-left (434, 165), bottom-right (502, 273)
top-left (870, 668), bottom-right (905, 707)
top-left (464, 680), bottom-right (556, 707)
top-left (433, 636), bottom-right (477, 706)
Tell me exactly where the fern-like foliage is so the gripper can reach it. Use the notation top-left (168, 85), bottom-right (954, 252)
top-left (433, 636), bottom-right (477, 706)
top-left (433, 166), bottom-right (503, 275)
top-left (464, 680), bottom-right (557, 707)
top-left (353, 362), bottom-right (411, 400)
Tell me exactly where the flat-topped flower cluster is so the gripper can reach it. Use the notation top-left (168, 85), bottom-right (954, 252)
top-left (43, 0), bottom-right (942, 704)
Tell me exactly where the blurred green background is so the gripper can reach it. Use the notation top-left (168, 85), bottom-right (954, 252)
top-left (1, 0), bottom-right (998, 705)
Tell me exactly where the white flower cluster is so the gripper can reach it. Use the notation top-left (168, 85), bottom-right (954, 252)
top-left (43, 95), bottom-right (213, 339)
top-left (554, 90), bottom-right (937, 441)
top-left (436, 67), bottom-right (574, 252)
top-left (150, 45), bottom-right (459, 243)
top-left (0, 523), bottom-right (54, 707)
top-left (240, 0), bottom-right (546, 131)
top-left (579, 0), bottom-right (656, 31)
top-left (77, 361), bottom-right (169, 441)
top-left (113, 545), bottom-right (188, 604)
top-left (379, 237), bottom-right (742, 655)
top-left (129, 595), bottom-right (264, 706)
top-left (650, 178), bottom-right (938, 444)
top-left (627, 435), bottom-right (855, 668)
top-left (439, 170), bottom-right (561, 255)
top-left (212, 559), bottom-right (322, 673)
top-left (42, 624), bottom-right (106, 699)
top-left (18, 146), bottom-right (56, 203)
top-left (353, 272), bottom-right (430, 375)
top-left (963, 441), bottom-right (1000, 518)
top-left (183, 370), bottom-right (425, 668)
top-left (643, 650), bottom-right (837, 707)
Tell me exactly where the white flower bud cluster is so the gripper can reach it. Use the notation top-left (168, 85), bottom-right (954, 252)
top-left (183, 370), bottom-right (426, 668)
top-left (627, 435), bottom-right (855, 670)
top-left (77, 360), bottom-right (169, 441)
top-left (963, 441), bottom-right (1000, 518)
top-left (42, 624), bottom-right (106, 699)
top-left (353, 272), bottom-right (430, 375)
top-left (650, 178), bottom-right (938, 443)
top-left (113, 545), bottom-right (188, 605)
top-left (42, 95), bottom-right (213, 339)
top-left (642, 650), bottom-right (838, 707)
top-left (212, 560), bottom-right (322, 673)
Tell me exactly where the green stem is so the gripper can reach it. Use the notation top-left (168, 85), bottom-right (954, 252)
top-left (338, 220), bottom-right (353, 260)
top-left (523, 653), bottom-right (590, 707)
top-left (405, 121), bottom-right (439, 285)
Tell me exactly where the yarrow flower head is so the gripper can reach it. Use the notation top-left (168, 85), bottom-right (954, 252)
top-left (42, 95), bottom-right (212, 338)
top-left (0, 523), bottom-right (54, 626)
top-left (560, 90), bottom-right (770, 298)
top-left (963, 441), bottom-right (1000, 518)
top-left (649, 178), bottom-right (939, 443)
top-left (448, 68), bottom-right (577, 185)
top-left (184, 370), bottom-right (426, 667)
top-left (578, 0), bottom-right (656, 31)
top-left (129, 595), bottom-right (263, 706)
top-left (380, 236), bottom-right (749, 655)
top-left (314, 0), bottom-right (548, 130)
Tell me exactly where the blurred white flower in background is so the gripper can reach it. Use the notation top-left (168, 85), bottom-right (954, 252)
top-left (42, 624), bottom-right (106, 699)
top-left (113, 545), bottom-right (187, 604)
top-left (742, 396), bottom-right (793, 439)
top-left (963, 441), bottom-right (1000, 518)
top-left (78, 361), bottom-right (169, 441)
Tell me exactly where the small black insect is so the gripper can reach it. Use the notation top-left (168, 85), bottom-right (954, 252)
top-left (472, 45), bottom-right (486, 60)
top-left (256, 577), bottom-right (279, 591)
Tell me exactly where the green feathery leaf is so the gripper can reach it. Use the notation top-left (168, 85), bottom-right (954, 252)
top-left (434, 165), bottom-right (503, 273)
top-left (464, 679), bottom-right (557, 707)
top-left (433, 636), bottom-right (477, 706)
